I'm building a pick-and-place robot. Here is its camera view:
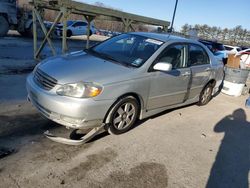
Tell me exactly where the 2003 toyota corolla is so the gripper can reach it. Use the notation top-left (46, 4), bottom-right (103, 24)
top-left (26, 32), bottom-right (224, 145)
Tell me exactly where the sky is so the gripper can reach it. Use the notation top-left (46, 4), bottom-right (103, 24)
top-left (76, 0), bottom-right (249, 31)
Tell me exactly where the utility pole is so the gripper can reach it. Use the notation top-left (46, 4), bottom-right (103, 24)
top-left (169, 0), bottom-right (178, 32)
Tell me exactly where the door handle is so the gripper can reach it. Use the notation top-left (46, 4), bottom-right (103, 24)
top-left (181, 72), bottom-right (191, 76)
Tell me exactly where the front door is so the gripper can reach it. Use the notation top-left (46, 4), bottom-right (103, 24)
top-left (147, 44), bottom-right (191, 110)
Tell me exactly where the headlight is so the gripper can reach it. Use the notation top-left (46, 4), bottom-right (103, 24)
top-left (56, 82), bottom-right (102, 98)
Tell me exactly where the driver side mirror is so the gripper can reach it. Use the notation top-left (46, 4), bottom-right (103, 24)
top-left (153, 62), bottom-right (172, 72)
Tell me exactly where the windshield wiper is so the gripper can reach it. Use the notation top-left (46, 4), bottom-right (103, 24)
top-left (85, 49), bottom-right (132, 68)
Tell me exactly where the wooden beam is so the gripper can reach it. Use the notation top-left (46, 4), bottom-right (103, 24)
top-left (122, 18), bottom-right (133, 32)
top-left (84, 15), bottom-right (95, 49)
top-left (30, 0), bottom-right (170, 60)
top-left (32, 8), bottom-right (37, 60)
top-left (30, 0), bottom-right (169, 28)
top-left (61, 7), bottom-right (70, 54)
top-left (34, 9), bottom-right (58, 58)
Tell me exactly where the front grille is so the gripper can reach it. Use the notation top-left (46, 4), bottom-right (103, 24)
top-left (33, 68), bottom-right (57, 90)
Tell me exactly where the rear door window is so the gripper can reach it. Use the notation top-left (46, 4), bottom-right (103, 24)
top-left (188, 45), bottom-right (210, 66)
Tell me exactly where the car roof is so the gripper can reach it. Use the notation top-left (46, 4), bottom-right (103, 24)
top-left (129, 32), bottom-right (195, 43)
top-left (198, 39), bottom-right (223, 46)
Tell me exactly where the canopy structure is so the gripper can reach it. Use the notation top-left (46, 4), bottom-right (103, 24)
top-left (29, 0), bottom-right (170, 60)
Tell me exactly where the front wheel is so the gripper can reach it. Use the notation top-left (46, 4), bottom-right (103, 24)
top-left (198, 83), bottom-right (213, 106)
top-left (106, 96), bottom-right (139, 135)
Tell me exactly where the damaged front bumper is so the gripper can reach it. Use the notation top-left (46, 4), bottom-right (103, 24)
top-left (26, 74), bottom-right (113, 129)
top-left (44, 124), bottom-right (106, 145)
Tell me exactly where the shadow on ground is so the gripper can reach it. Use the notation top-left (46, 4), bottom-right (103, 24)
top-left (0, 113), bottom-right (58, 138)
top-left (206, 108), bottom-right (250, 188)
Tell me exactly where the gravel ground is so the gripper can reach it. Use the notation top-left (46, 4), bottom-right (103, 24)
top-left (0, 34), bottom-right (249, 188)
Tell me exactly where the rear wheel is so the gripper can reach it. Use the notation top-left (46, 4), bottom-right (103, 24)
top-left (0, 16), bottom-right (9, 37)
top-left (106, 96), bottom-right (139, 135)
top-left (198, 83), bottom-right (213, 106)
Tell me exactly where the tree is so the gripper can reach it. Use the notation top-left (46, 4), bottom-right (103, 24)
top-left (180, 24), bottom-right (250, 46)
top-left (180, 24), bottom-right (191, 35)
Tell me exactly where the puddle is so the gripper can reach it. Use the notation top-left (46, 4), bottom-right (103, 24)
top-left (0, 147), bottom-right (16, 159)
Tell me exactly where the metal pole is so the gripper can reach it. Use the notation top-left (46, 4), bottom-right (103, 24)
top-left (32, 9), bottom-right (37, 60)
top-left (86, 17), bottom-right (91, 49)
top-left (62, 8), bottom-right (68, 54)
top-left (170, 0), bottom-right (178, 32)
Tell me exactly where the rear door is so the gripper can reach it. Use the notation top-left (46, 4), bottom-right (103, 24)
top-left (187, 44), bottom-right (212, 99)
top-left (147, 44), bottom-right (191, 110)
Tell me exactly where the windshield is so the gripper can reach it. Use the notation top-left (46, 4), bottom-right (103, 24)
top-left (88, 34), bottom-right (163, 67)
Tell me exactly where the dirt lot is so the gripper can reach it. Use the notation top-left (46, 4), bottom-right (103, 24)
top-left (0, 34), bottom-right (249, 188)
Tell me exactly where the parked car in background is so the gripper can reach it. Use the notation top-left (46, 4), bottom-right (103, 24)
top-left (27, 32), bottom-right (224, 144)
top-left (199, 39), bottom-right (228, 64)
top-left (237, 48), bottom-right (250, 68)
top-left (96, 29), bottom-right (121, 37)
top-left (56, 20), bottom-right (96, 37)
top-left (224, 44), bottom-right (241, 54)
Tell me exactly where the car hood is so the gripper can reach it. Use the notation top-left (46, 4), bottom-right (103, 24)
top-left (38, 51), bottom-right (136, 85)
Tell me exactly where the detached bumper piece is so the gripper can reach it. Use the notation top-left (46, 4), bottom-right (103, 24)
top-left (44, 124), bottom-right (106, 145)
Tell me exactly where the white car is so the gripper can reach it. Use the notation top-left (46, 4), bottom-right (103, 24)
top-left (237, 48), bottom-right (250, 68)
top-left (56, 20), bottom-right (96, 37)
top-left (224, 44), bottom-right (242, 54)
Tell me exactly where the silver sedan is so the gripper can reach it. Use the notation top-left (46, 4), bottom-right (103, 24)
top-left (26, 32), bottom-right (224, 144)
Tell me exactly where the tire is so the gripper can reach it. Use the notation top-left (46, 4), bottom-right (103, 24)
top-left (106, 96), bottom-right (139, 135)
top-left (19, 28), bottom-right (32, 37)
top-left (0, 16), bottom-right (9, 37)
top-left (198, 83), bottom-right (213, 106)
top-left (67, 30), bottom-right (72, 37)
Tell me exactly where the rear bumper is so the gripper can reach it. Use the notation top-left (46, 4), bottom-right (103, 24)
top-left (26, 74), bottom-right (113, 129)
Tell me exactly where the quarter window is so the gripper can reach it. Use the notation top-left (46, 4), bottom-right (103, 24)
top-left (188, 45), bottom-right (209, 66)
top-left (157, 45), bottom-right (186, 69)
